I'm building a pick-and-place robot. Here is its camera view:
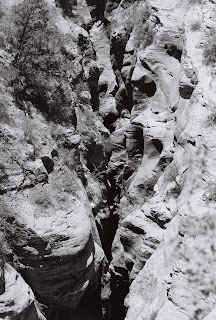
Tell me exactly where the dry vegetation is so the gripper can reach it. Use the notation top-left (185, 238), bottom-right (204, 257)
top-left (0, 0), bottom-right (78, 124)
top-left (190, 21), bottom-right (201, 31)
top-left (188, 0), bottom-right (203, 5)
top-left (203, 30), bottom-right (216, 66)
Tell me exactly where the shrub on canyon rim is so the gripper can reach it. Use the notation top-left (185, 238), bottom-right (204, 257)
top-left (31, 187), bottom-right (53, 209)
top-left (74, 80), bottom-right (90, 102)
top-left (0, 102), bottom-right (10, 124)
top-left (203, 32), bottom-right (216, 66)
top-left (8, 0), bottom-right (75, 124)
top-left (188, 0), bottom-right (203, 4)
top-left (0, 200), bottom-right (14, 259)
top-left (190, 21), bottom-right (201, 31)
top-left (205, 105), bottom-right (216, 126)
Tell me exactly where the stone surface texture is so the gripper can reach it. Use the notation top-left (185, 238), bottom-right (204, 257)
top-left (1, 0), bottom-right (216, 319)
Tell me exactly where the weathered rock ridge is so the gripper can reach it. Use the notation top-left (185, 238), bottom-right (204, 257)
top-left (1, 0), bottom-right (216, 319)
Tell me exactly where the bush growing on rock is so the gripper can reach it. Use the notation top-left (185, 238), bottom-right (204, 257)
top-left (166, 185), bottom-right (182, 198)
top-left (205, 105), bottom-right (216, 125)
top-left (9, 0), bottom-right (76, 124)
top-left (188, 0), bottom-right (203, 5)
top-left (31, 187), bottom-right (53, 209)
top-left (0, 164), bottom-right (7, 184)
top-left (101, 136), bottom-right (115, 154)
top-left (0, 200), bottom-right (14, 259)
top-left (0, 102), bottom-right (10, 124)
top-left (203, 31), bottom-right (216, 66)
top-left (203, 185), bottom-right (216, 203)
top-left (74, 80), bottom-right (90, 103)
top-left (190, 21), bottom-right (201, 31)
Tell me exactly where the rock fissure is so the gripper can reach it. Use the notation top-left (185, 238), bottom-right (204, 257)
top-left (1, 0), bottom-right (216, 320)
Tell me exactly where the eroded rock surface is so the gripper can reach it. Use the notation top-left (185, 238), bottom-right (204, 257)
top-left (0, 263), bottom-right (45, 320)
top-left (1, 0), bottom-right (216, 319)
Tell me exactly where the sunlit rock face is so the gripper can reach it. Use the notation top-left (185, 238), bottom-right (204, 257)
top-left (109, 0), bottom-right (216, 319)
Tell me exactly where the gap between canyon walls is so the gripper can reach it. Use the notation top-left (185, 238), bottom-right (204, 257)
top-left (84, 6), bottom-right (174, 320)
top-left (4, 0), bottom-right (216, 318)
top-left (51, 0), bottom-right (182, 319)
top-left (0, 0), bottom-right (189, 319)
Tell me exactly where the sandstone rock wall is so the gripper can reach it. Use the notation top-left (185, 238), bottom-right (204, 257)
top-left (1, 0), bottom-right (216, 319)
top-left (105, 0), bottom-right (216, 319)
top-left (0, 263), bottom-right (45, 320)
top-left (0, 1), bottom-right (110, 318)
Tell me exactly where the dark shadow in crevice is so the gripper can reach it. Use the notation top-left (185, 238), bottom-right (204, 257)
top-left (152, 139), bottom-right (163, 154)
top-left (132, 78), bottom-right (156, 97)
top-left (96, 209), bottom-right (119, 262)
top-left (141, 61), bottom-right (152, 72)
top-left (165, 44), bottom-right (182, 62)
top-left (103, 113), bottom-right (119, 133)
top-left (125, 125), bottom-right (144, 157)
top-left (41, 157), bottom-right (54, 174)
top-left (86, 0), bottom-right (106, 21)
top-left (55, 0), bottom-right (77, 16)
top-left (89, 66), bottom-right (100, 111)
top-left (179, 85), bottom-right (194, 99)
top-left (110, 267), bottom-right (129, 320)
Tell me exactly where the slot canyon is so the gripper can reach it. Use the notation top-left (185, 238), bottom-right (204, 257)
top-left (1, 0), bottom-right (216, 319)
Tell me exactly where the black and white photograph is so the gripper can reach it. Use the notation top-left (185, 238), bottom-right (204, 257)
top-left (0, 0), bottom-right (215, 319)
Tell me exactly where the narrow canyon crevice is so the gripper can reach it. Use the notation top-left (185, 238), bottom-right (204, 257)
top-left (1, 0), bottom-right (216, 320)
